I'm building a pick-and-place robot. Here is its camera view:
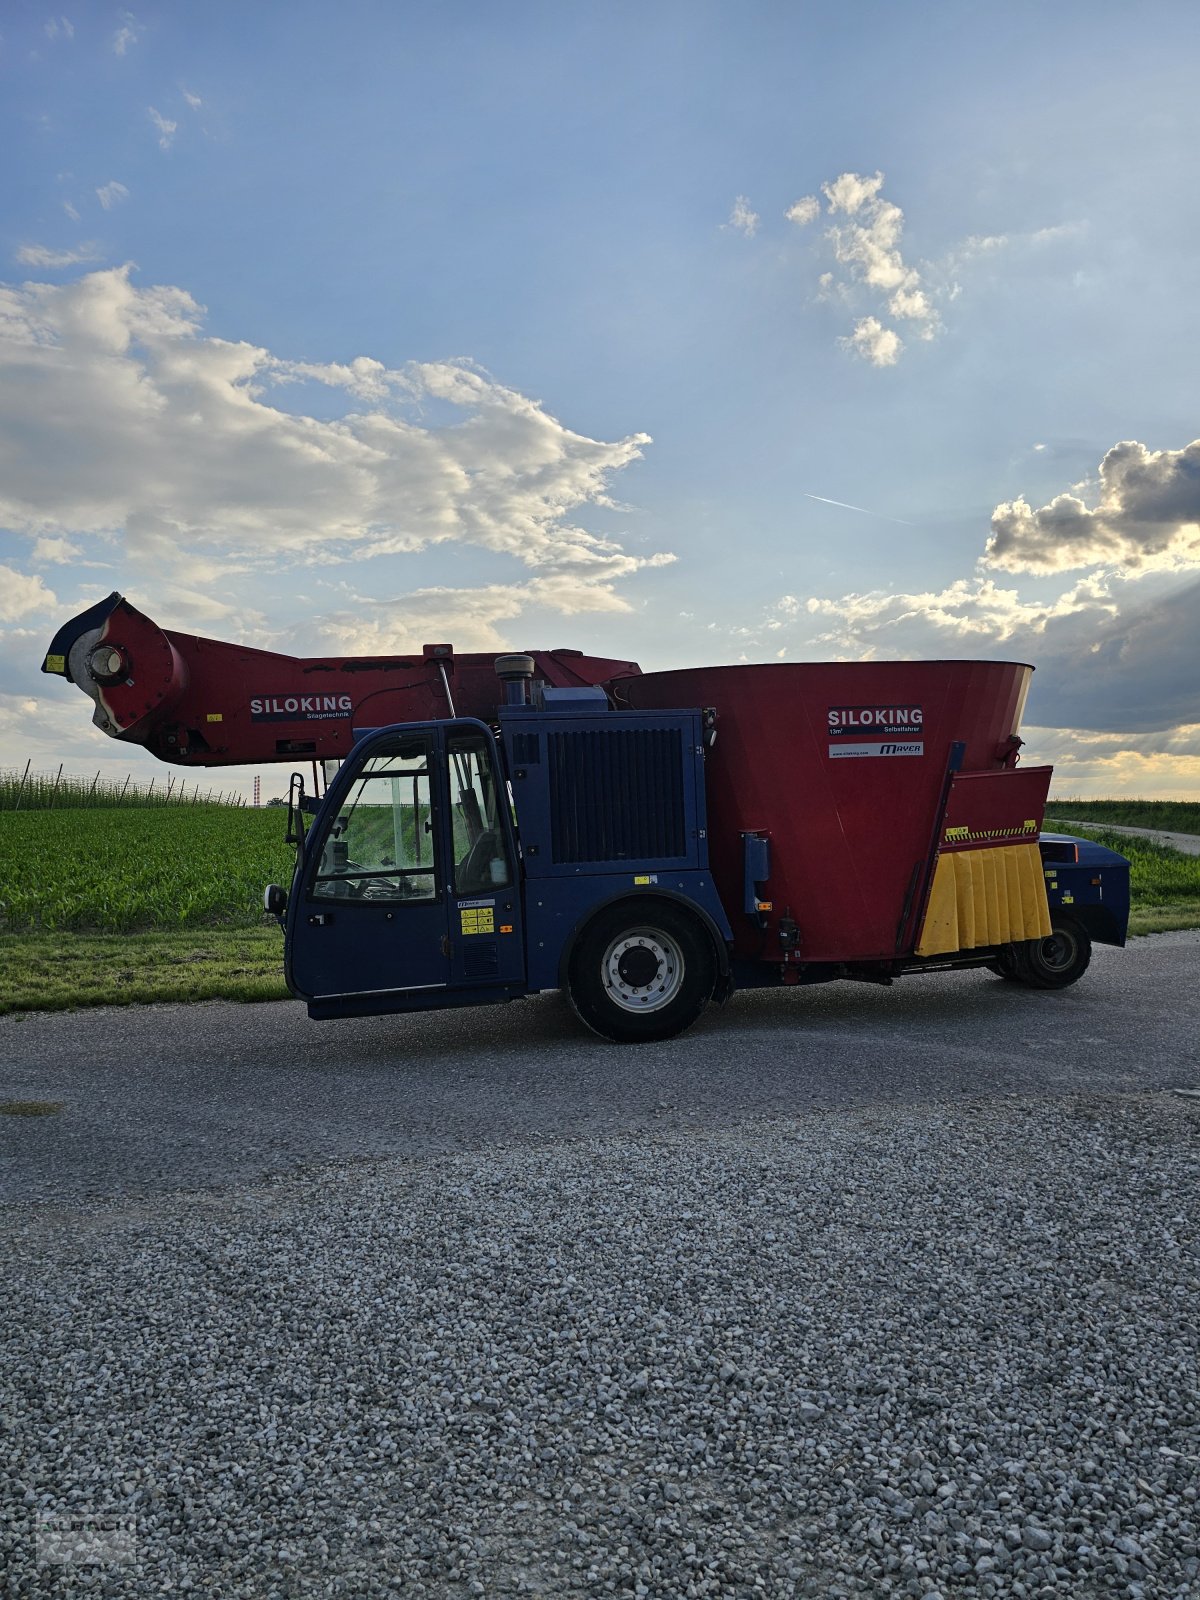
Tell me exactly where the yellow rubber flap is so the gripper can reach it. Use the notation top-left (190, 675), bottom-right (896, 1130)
top-left (916, 842), bottom-right (1052, 958)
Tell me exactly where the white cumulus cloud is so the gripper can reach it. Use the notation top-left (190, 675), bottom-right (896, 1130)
top-left (987, 439), bottom-right (1200, 575)
top-left (0, 565), bottom-right (57, 623)
top-left (0, 266), bottom-right (665, 636)
top-left (784, 196), bottom-right (820, 227)
top-left (842, 315), bottom-right (901, 367)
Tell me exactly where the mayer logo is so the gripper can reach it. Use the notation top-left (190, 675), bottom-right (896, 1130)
top-left (827, 705), bottom-right (923, 739)
top-left (250, 693), bottom-right (353, 722)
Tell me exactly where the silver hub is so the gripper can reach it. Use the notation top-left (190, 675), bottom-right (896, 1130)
top-left (602, 928), bottom-right (684, 1014)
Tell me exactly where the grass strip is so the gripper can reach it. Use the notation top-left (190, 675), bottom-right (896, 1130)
top-left (1047, 798), bottom-right (1200, 833)
top-left (0, 928), bottom-right (289, 1016)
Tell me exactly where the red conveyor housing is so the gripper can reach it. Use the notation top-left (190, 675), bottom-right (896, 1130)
top-left (613, 660), bottom-right (1051, 965)
top-left (41, 593), bottom-right (641, 769)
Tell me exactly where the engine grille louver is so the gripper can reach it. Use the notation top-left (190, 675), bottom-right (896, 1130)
top-left (548, 727), bottom-right (686, 864)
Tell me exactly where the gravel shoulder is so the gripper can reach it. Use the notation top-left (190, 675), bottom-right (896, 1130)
top-left (3, 1094), bottom-right (1198, 1597)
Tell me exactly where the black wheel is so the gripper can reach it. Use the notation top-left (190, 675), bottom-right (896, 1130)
top-left (1015, 917), bottom-right (1092, 990)
top-left (567, 900), bottom-right (716, 1043)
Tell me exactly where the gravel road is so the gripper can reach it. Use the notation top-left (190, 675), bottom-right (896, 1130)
top-left (3, 934), bottom-right (1198, 1596)
top-left (1045, 821), bottom-right (1200, 856)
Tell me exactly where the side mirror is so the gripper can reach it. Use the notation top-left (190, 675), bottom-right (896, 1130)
top-left (263, 883), bottom-right (287, 920)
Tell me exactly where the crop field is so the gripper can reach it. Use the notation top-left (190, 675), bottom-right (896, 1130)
top-left (1, 765), bottom-right (246, 810)
top-left (0, 806), bottom-right (293, 933)
top-left (1047, 797), bottom-right (1200, 832)
top-left (1, 799), bottom-right (1198, 1013)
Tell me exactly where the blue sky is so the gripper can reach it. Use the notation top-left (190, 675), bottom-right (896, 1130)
top-left (2, 0), bottom-right (1200, 797)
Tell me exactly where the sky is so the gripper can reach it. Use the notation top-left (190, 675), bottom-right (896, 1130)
top-left (2, 0), bottom-right (1200, 800)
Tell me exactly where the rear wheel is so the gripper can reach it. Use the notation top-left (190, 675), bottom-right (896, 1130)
top-left (568, 901), bottom-right (716, 1043)
top-left (1000, 916), bottom-right (1091, 990)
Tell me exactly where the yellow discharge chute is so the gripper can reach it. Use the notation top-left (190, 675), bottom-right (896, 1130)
top-left (916, 842), bottom-right (1052, 958)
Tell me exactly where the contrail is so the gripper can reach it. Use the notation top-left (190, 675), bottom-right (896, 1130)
top-left (803, 492), bottom-right (912, 526)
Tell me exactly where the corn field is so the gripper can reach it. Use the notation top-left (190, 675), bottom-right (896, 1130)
top-left (0, 761), bottom-right (247, 811)
top-left (0, 807), bottom-right (293, 931)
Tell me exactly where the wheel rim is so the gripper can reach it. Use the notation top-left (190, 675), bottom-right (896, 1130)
top-left (1034, 928), bottom-right (1077, 973)
top-left (601, 927), bottom-right (685, 1014)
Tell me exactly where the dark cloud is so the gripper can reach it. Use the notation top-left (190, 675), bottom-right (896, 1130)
top-left (1027, 574), bottom-right (1200, 732)
top-left (988, 438), bottom-right (1200, 574)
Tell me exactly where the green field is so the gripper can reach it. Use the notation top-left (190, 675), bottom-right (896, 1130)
top-left (1042, 823), bottom-right (1200, 937)
top-left (0, 806), bottom-right (293, 933)
top-left (1047, 797), bottom-right (1200, 832)
top-left (1, 765), bottom-right (247, 810)
top-left (0, 798), bottom-right (1198, 1015)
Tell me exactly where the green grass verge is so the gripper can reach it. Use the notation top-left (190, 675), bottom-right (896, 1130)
top-left (0, 928), bottom-right (289, 1016)
top-left (1045, 822), bottom-right (1200, 937)
top-left (1047, 798), bottom-right (1200, 832)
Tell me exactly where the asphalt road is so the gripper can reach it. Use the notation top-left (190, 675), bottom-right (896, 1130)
top-left (4, 930), bottom-right (1198, 1210)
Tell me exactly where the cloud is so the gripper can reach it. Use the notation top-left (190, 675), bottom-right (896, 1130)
top-left (0, 565), bottom-right (56, 623)
top-left (15, 242), bottom-right (102, 268)
top-left (320, 567), bottom-right (674, 654)
top-left (44, 16), bottom-right (74, 41)
top-left (0, 266), bottom-right (663, 632)
top-left (792, 562), bottom-right (1200, 737)
top-left (841, 315), bottom-right (901, 367)
top-left (148, 108), bottom-right (177, 151)
top-left (1022, 723), bottom-right (1200, 801)
top-left (96, 181), bottom-right (130, 211)
top-left (987, 438), bottom-right (1200, 575)
top-left (183, 89), bottom-right (202, 110)
top-left (62, 201), bottom-right (80, 222)
top-left (823, 171), bottom-right (938, 336)
top-left (726, 196), bottom-right (759, 238)
top-left (112, 11), bottom-right (141, 54)
top-left (31, 535), bottom-right (83, 564)
top-left (785, 196), bottom-right (820, 227)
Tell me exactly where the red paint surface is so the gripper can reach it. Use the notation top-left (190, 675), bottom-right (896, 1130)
top-left (62, 596), bottom-right (640, 767)
top-left (615, 660), bottom-right (1049, 963)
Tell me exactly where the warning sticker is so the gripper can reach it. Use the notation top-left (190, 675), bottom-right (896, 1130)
top-left (828, 741), bottom-right (924, 759)
top-left (460, 906), bottom-right (495, 935)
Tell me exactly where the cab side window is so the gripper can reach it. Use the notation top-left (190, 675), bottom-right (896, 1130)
top-left (447, 734), bottom-right (513, 897)
top-left (312, 737), bottom-right (437, 902)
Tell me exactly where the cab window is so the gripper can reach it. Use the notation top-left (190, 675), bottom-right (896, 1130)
top-left (447, 733), bottom-right (513, 896)
top-left (312, 737), bottom-right (436, 902)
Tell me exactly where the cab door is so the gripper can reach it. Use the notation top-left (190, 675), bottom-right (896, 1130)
top-left (444, 724), bottom-right (526, 989)
top-left (288, 728), bottom-right (448, 1003)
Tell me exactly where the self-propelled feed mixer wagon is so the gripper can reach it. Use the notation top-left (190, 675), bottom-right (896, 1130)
top-left (44, 594), bottom-right (1129, 1041)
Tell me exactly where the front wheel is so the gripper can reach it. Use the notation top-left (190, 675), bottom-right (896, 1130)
top-left (568, 901), bottom-right (716, 1043)
top-left (1012, 917), bottom-right (1092, 990)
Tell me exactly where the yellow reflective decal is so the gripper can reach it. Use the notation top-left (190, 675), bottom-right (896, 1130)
top-left (206, 713), bottom-right (223, 723)
top-left (43, 654), bottom-right (66, 674)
